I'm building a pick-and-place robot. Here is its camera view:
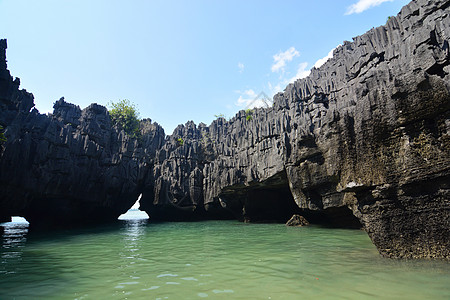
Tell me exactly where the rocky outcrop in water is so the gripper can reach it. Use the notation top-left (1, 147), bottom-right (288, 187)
top-left (1, 0), bottom-right (449, 258)
top-left (285, 215), bottom-right (309, 227)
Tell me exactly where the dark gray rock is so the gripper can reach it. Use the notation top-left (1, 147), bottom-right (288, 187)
top-left (141, 0), bottom-right (450, 258)
top-left (0, 51), bottom-right (166, 226)
top-left (0, 0), bottom-right (449, 258)
top-left (286, 214), bottom-right (309, 227)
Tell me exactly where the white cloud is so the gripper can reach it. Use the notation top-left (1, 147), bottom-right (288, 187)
top-left (267, 61), bottom-right (311, 97)
top-left (345, 0), bottom-right (393, 15)
top-left (235, 89), bottom-right (269, 109)
top-left (238, 62), bottom-right (244, 73)
top-left (313, 45), bottom-right (339, 69)
top-left (268, 80), bottom-right (290, 98)
top-left (289, 62), bottom-right (311, 83)
top-left (268, 82), bottom-right (284, 96)
top-left (271, 47), bottom-right (300, 73)
top-left (236, 45), bottom-right (340, 108)
top-left (236, 89), bottom-right (257, 107)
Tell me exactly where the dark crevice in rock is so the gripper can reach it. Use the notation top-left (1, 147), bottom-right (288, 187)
top-left (301, 206), bottom-right (362, 229)
top-left (426, 61), bottom-right (449, 78)
top-left (439, 0), bottom-right (450, 9)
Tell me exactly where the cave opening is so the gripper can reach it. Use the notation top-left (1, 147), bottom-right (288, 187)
top-left (11, 216), bottom-right (30, 224)
top-left (0, 216), bottom-right (30, 224)
top-left (118, 194), bottom-right (149, 220)
top-left (0, 215), bottom-right (29, 247)
top-left (242, 184), bottom-right (302, 223)
top-left (228, 170), bottom-right (362, 228)
top-left (300, 206), bottom-right (363, 229)
top-left (224, 170), bottom-right (302, 223)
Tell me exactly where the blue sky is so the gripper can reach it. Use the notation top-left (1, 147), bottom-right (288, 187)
top-left (0, 0), bottom-right (410, 134)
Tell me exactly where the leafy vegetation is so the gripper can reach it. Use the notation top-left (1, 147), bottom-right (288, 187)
top-left (0, 125), bottom-right (6, 144)
top-left (245, 109), bottom-right (253, 121)
top-left (214, 113), bottom-right (226, 119)
top-left (108, 99), bottom-right (141, 139)
top-left (177, 137), bottom-right (184, 146)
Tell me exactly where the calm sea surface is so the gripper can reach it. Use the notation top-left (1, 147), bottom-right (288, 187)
top-left (1, 210), bottom-right (449, 299)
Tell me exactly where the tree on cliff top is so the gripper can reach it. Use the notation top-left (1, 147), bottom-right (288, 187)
top-left (108, 99), bottom-right (140, 139)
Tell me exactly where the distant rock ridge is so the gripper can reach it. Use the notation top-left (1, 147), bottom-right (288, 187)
top-left (1, 0), bottom-right (449, 259)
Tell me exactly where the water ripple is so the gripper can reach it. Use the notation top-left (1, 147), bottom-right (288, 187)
top-left (157, 273), bottom-right (178, 278)
top-left (1, 220), bottom-right (449, 299)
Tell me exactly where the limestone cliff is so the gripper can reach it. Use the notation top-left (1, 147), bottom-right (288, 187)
top-left (143, 0), bottom-right (450, 258)
top-left (0, 58), bottom-right (165, 225)
top-left (0, 0), bottom-right (449, 258)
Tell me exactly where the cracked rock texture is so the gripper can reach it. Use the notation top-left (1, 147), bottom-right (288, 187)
top-left (1, 0), bottom-right (449, 258)
top-left (0, 68), bottom-right (165, 226)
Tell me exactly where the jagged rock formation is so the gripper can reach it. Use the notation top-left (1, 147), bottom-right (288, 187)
top-left (0, 66), bottom-right (165, 226)
top-left (145, 0), bottom-right (450, 258)
top-left (0, 0), bottom-right (449, 258)
top-left (286, 214), bottom-right (309, 227)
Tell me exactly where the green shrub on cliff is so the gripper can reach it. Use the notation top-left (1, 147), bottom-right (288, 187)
top-left (245, 109), bottom-right (253, 121)
top-left (0, 125), bottom-right (6, 144)
top-left (108, 99), bottom-right (141, 139)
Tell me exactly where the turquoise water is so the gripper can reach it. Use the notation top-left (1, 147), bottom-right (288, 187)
top-left (1, 211), bottom-right (449, 299)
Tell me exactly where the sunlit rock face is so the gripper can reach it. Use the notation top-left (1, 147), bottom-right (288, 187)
top-left (1, 0), bottom-right (449, 258)
top-left (144, 0), bottom-right (449, 258)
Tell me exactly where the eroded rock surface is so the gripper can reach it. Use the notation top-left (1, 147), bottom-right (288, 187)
top-left (0, 57), bottom-right (165, 226)
top-left (286, 215), bottom-right (309, 227)
top-left (0, 0), bottom-right (449, 258)
top-left (144, 0), bottom-right (450, 258)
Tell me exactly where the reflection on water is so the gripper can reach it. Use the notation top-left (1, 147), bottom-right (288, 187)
top-left (119, 211), bottom-right (148, 269)
top-left (1, 217), bottom-right (29, 276)
top-left (1, 215), bottom-right (450, 299)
